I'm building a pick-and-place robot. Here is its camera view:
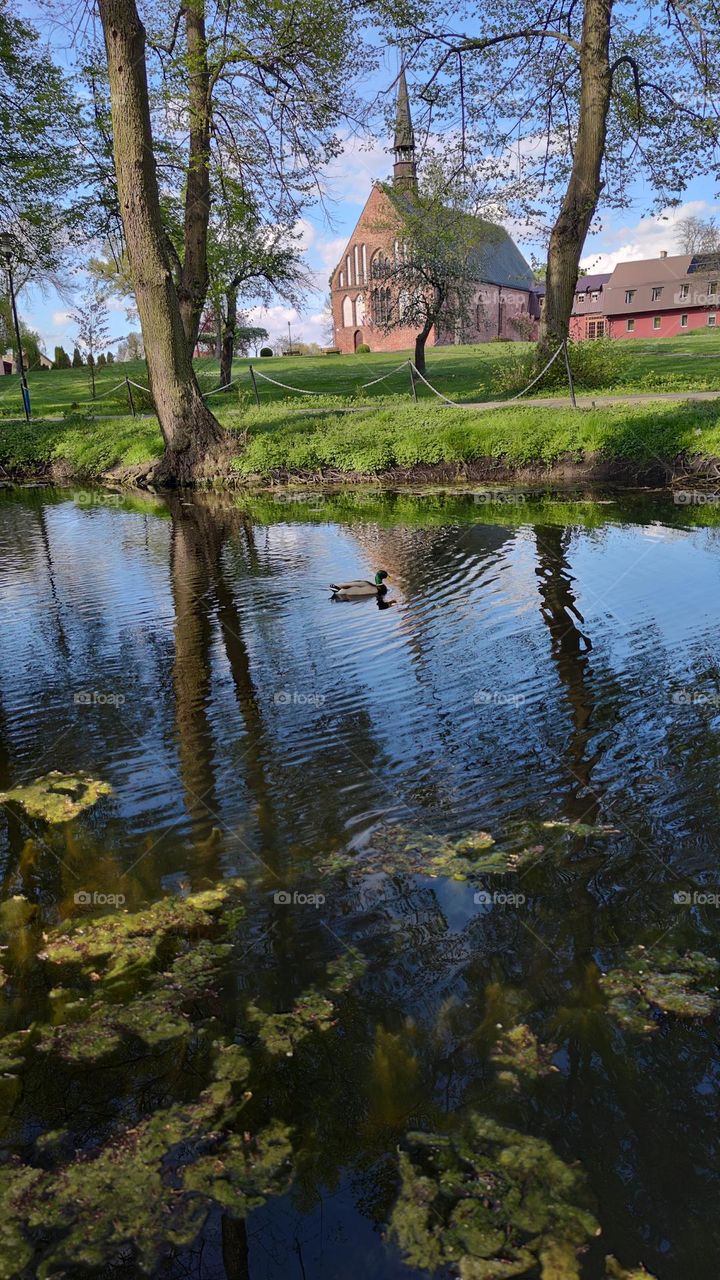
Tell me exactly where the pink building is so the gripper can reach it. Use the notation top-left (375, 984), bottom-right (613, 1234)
top-left (603, 252), bottom-right (720, 338)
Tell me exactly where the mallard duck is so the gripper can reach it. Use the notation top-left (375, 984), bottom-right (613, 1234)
top-left (330, 570), bottom-right (388, 600)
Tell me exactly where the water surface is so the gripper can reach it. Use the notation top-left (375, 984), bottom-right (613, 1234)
top-left (0, 485), bottom-right (718, 1279)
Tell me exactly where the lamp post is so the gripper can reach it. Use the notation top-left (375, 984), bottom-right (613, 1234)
top-left (287, 318), bottom-right (292, 356)
top-left (0, 233), bottom-right (30, 422)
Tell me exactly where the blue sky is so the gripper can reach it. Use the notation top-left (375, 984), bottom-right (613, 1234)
top-left (13, 2), bottom-right (720, 356)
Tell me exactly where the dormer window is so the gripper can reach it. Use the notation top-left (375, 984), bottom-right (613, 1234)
top-left (652, 286), bottom-right (663, 301)
top-left (577, 293), bottom-right (586, 303)
top-left (625, 289), bottom-right (636, 304)
top-left (591, 291), bottom-right (599, 301)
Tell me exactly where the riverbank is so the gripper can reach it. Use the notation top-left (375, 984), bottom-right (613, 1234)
top-left (3, 396), bottom-right (720, 489)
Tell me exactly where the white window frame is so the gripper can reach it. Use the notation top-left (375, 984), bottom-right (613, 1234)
top-left (708, 314), bottom-right (717, 326)
top-left (626, 318), bottom-right (635, 332)
top-left (653, 316), bottom-right (661, 330)
top-left (652, 287), bottom-right (663, 302)
top-left (625, 289), bottom-right (636, 304)
top-left (681, 314), bottom-right (688, 327)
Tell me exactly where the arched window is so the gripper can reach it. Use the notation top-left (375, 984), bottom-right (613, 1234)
top-left (371, 251), bottom-right (391, 280)
top-left (371, 287), bottom-right (392, 325)
top-left (398, 290), bottom-right (409, 320)
top-left (355, 294), bottom-right (365, 325)
top-left (339, 271), bottom-right (344, 288)
top-left (342, 296), bottom-right (354, 327)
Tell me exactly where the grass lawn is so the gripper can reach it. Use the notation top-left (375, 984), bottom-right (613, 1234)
top-left (3, 330), bottom-right (720, 420)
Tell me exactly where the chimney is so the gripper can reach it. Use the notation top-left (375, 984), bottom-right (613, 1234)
top-left (660, 250), bottom-right (668, 258)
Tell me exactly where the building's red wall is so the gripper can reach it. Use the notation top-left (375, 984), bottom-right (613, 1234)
top-left (607, 308), bottom-right (718, 339)
top-left (569, 314), bottom-right (607, 341)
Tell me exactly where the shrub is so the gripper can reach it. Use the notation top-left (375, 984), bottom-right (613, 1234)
top-left (495, 338), bottom-right (626, 395)
top-left (259, 347), bottom-right (273, 357)
top-left (355, 343), bottom-right (371, 354)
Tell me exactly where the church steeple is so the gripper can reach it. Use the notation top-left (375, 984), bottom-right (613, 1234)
top-left (392, 69), bottom-right (417, 193)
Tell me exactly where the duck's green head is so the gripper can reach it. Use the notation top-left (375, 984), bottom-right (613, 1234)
top-left (374, 570), bottom-right (389, 586)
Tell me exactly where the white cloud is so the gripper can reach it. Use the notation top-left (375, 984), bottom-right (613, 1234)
top-left (322, 132), bottom-right (392, 207)
top-left (580, 200), bottom-right (715, 272)
top-left (51, 309), bottom-right (72, 326)
top-left (245, 302), bottom-right (330, 347)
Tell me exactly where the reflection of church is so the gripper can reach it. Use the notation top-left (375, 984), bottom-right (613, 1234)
top-left (330, 72), bottom-right (536, 355)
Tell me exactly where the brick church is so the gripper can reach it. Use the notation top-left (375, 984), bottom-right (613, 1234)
top-left (330, 73), bottom-right (536, 354)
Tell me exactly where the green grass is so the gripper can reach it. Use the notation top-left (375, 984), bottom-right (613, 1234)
top-left (4, 328), bottom-right (720, 420)
top-left (4, 394), bottom-right (720, 483)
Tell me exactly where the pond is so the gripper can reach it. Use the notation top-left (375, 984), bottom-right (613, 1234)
top-left (0, 483), bottom-right (718, 1279)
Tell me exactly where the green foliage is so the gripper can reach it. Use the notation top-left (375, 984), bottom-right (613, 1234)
top-left (390, 1115), bottom-right (600, 1278)
top-left (0, 771), bottom-right (111, 823)
top-left (600, 945), bottom-right (720, 1032)
top-left (355, 343), bottom-right (371, 353)
top-left (71, 347), bottom-right (83, 368)
top-left (496, 340), bottom-right (626, 394)
top-left (260, 347), bottom-right (273, 356)
top-left (53, 345), bottom-right (70, 369)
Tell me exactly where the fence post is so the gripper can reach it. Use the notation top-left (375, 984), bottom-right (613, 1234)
top-left (562, 339), bottom-right (577, 409)
top-left (249, 364), bottom-right (261, 407)
top-left (125, 376), bottom-right (136, 418)
top-left (408, 361), bottom-right (417, 403)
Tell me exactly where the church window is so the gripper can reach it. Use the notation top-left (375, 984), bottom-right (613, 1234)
top-left (346, 255), bottom-right (353, 287)
top-left (362, 244), bottom-right (368, 282)
top-left (342, 296), bottom-right (354, 327)
top-left (371, 251), bottom-right (391, 279)
top-left (355, 294), bottom-right (365, 324)
top-left (371, 287), bottom-right (391, 324)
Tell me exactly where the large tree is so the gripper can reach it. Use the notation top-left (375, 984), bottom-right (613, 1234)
top-left (387, 0), bottom-right (720, 352)
top-left (97, 0), bottom-right (227, 482)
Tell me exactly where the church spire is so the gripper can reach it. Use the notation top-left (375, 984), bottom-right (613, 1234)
top-left (393, 69), bottom-right (417, 193)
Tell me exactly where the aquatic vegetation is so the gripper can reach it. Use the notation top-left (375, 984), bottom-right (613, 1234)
top-left (319, 818), bottom-right (621, 885)
top-left (0, 1046), bottom-right (291, 1277)
top-left (600, 944), bottom-right (720, 1032)
top-left (0, 770), bottom-right (111, 823)
top-left (37, 879), bottom-right (246, 992)
top-left (605, 1258), bottom-right (657, 1279)
top-left (491, 1023), bottom-right (559, 1088)
top-left (389, 1114), bottom-right (599, 1278)
top-left (320, 825), bottom-right (503, 881)
top-left (247, 951), bottom-right (365, 1056)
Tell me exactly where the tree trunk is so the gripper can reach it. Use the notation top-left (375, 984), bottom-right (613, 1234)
top-left (177, 0), bottom-right (212, 354)
top-left (98, 0), bottom-right (226, 484)
top-left (540, 0), bottom-right (614, 353)
top-left (219, 286), bottom-right (237, 389)
top-left (415, 314), bottom-right (430, 373)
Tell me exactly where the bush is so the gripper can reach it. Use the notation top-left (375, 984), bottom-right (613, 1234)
top-left (495, 338), bottom-right (626, 395)
top-left (355, 343), bottom-right (371, 354)
top-left (259, 347), bottom-right (273, 357)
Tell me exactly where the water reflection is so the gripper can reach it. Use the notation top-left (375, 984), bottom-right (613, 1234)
top-left (0, 486), bottom-right (718, 1278)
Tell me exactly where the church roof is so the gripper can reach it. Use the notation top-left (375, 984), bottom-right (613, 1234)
top-left (386, 188), bottom-right (534, 292)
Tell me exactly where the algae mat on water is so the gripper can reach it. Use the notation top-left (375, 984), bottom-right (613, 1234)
top-left (0, 771), bottom-right (111, 823)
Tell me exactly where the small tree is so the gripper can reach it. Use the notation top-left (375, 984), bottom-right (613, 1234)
top-left (54, 345), bottom-right (71, 369)
top-left (71, 282), bottom-right (111, 399)
top-left (72, 347), bottom-right (83, 368)
top-left (371, 158), bottom-right (499, 374)
top-left (106, 350), bottom-right (115, 365)
top-left (97, 352), bottom-right (107, 367)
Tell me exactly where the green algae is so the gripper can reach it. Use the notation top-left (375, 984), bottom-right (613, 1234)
top-left (389, 1114), bottom-right (599, 1279)
top-left (605, 1257), bottom-right (657, 1279)
top-left (0, 1047), bottom-right (291, 1277)
top-left (247, 952), bottom-right (365, 1056)
top-left (491, 1023), bottom-right (559, 1088)
top-left (319, 817), bottom-right (621, 884)
top-left (600, 944), bottom-right (720, 1032)
top-left (248, 991), bottom-right (337, 1055)
top-left (0, 770), bottom-right (111, 823)
top-left (38, 879), bottom-right (246, 991)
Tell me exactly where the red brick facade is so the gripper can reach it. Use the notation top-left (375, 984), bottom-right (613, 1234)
top-left (330, 187), bottom-right (534, 353)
